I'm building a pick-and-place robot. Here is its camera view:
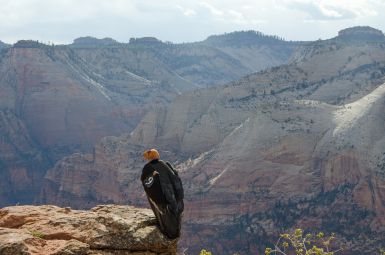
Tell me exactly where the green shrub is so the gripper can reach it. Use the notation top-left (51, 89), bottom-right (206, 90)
top-left (199, 229), bottom-right (385, 254)
top-left (29, 230), bottom-right (45, 239)
top-left (265, 228), bottom-right (341, 255)
top-left (199, 249), bottom-right (212, 255)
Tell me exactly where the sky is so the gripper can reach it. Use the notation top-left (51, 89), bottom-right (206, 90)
top-left (0, 0), bottom-right (384, 44)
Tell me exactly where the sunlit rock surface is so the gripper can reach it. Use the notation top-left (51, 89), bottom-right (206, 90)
top-left (0, 205), bottom-right (177, 255)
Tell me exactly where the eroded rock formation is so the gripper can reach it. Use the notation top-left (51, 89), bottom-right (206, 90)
top-left (0, 30), bottom-right (297, 206)
top-left (40, 28), bottom-right (385, 254)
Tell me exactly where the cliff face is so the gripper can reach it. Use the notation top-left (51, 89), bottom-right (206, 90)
top-left (337, 26), bottom-right (385, 42)
top-left (0, 108), bottom-right (50, 205)
top-left (71, 31), bottom-right (297, 89)
top-left (2, 26), bottom-right (385, 254)
top-left (0, 204), bottom-right (177, 255)
top-left (40, 136), bottom-right (148, 209)
top-left (41, 32), bottom-right (385, 254)
top-left (0, 31), bottom-right (297, 207)
top-left (0, 46), bottom-right (152, 206)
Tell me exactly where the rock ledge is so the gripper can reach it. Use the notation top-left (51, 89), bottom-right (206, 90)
top-left (0, 205), bottom-right (177, 255)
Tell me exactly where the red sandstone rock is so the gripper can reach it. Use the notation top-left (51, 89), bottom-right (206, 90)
top-left (11, 32), bottom-right (385, 254)
top-left (0, 205), bottom-right (177, 255)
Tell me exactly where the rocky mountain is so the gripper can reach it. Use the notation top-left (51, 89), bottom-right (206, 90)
top-left (0, 31), bottom-right (297, 207)
top-left (0, 41), bottom-right (10, 49)
top-left (337, 26), bottom-right (385, 42)
top-left (0, 43), bottom-right (177, 206)
top-left (71, 31), bottom-right (298, 88)
top-left (0, 204), bottom-right (177, 254)
top-left (72, 36), bottom-right (119, 46)
top-left (41, 27), bottom-right (385, 254)
top-left (202, 30), bottom-right (286, 46)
